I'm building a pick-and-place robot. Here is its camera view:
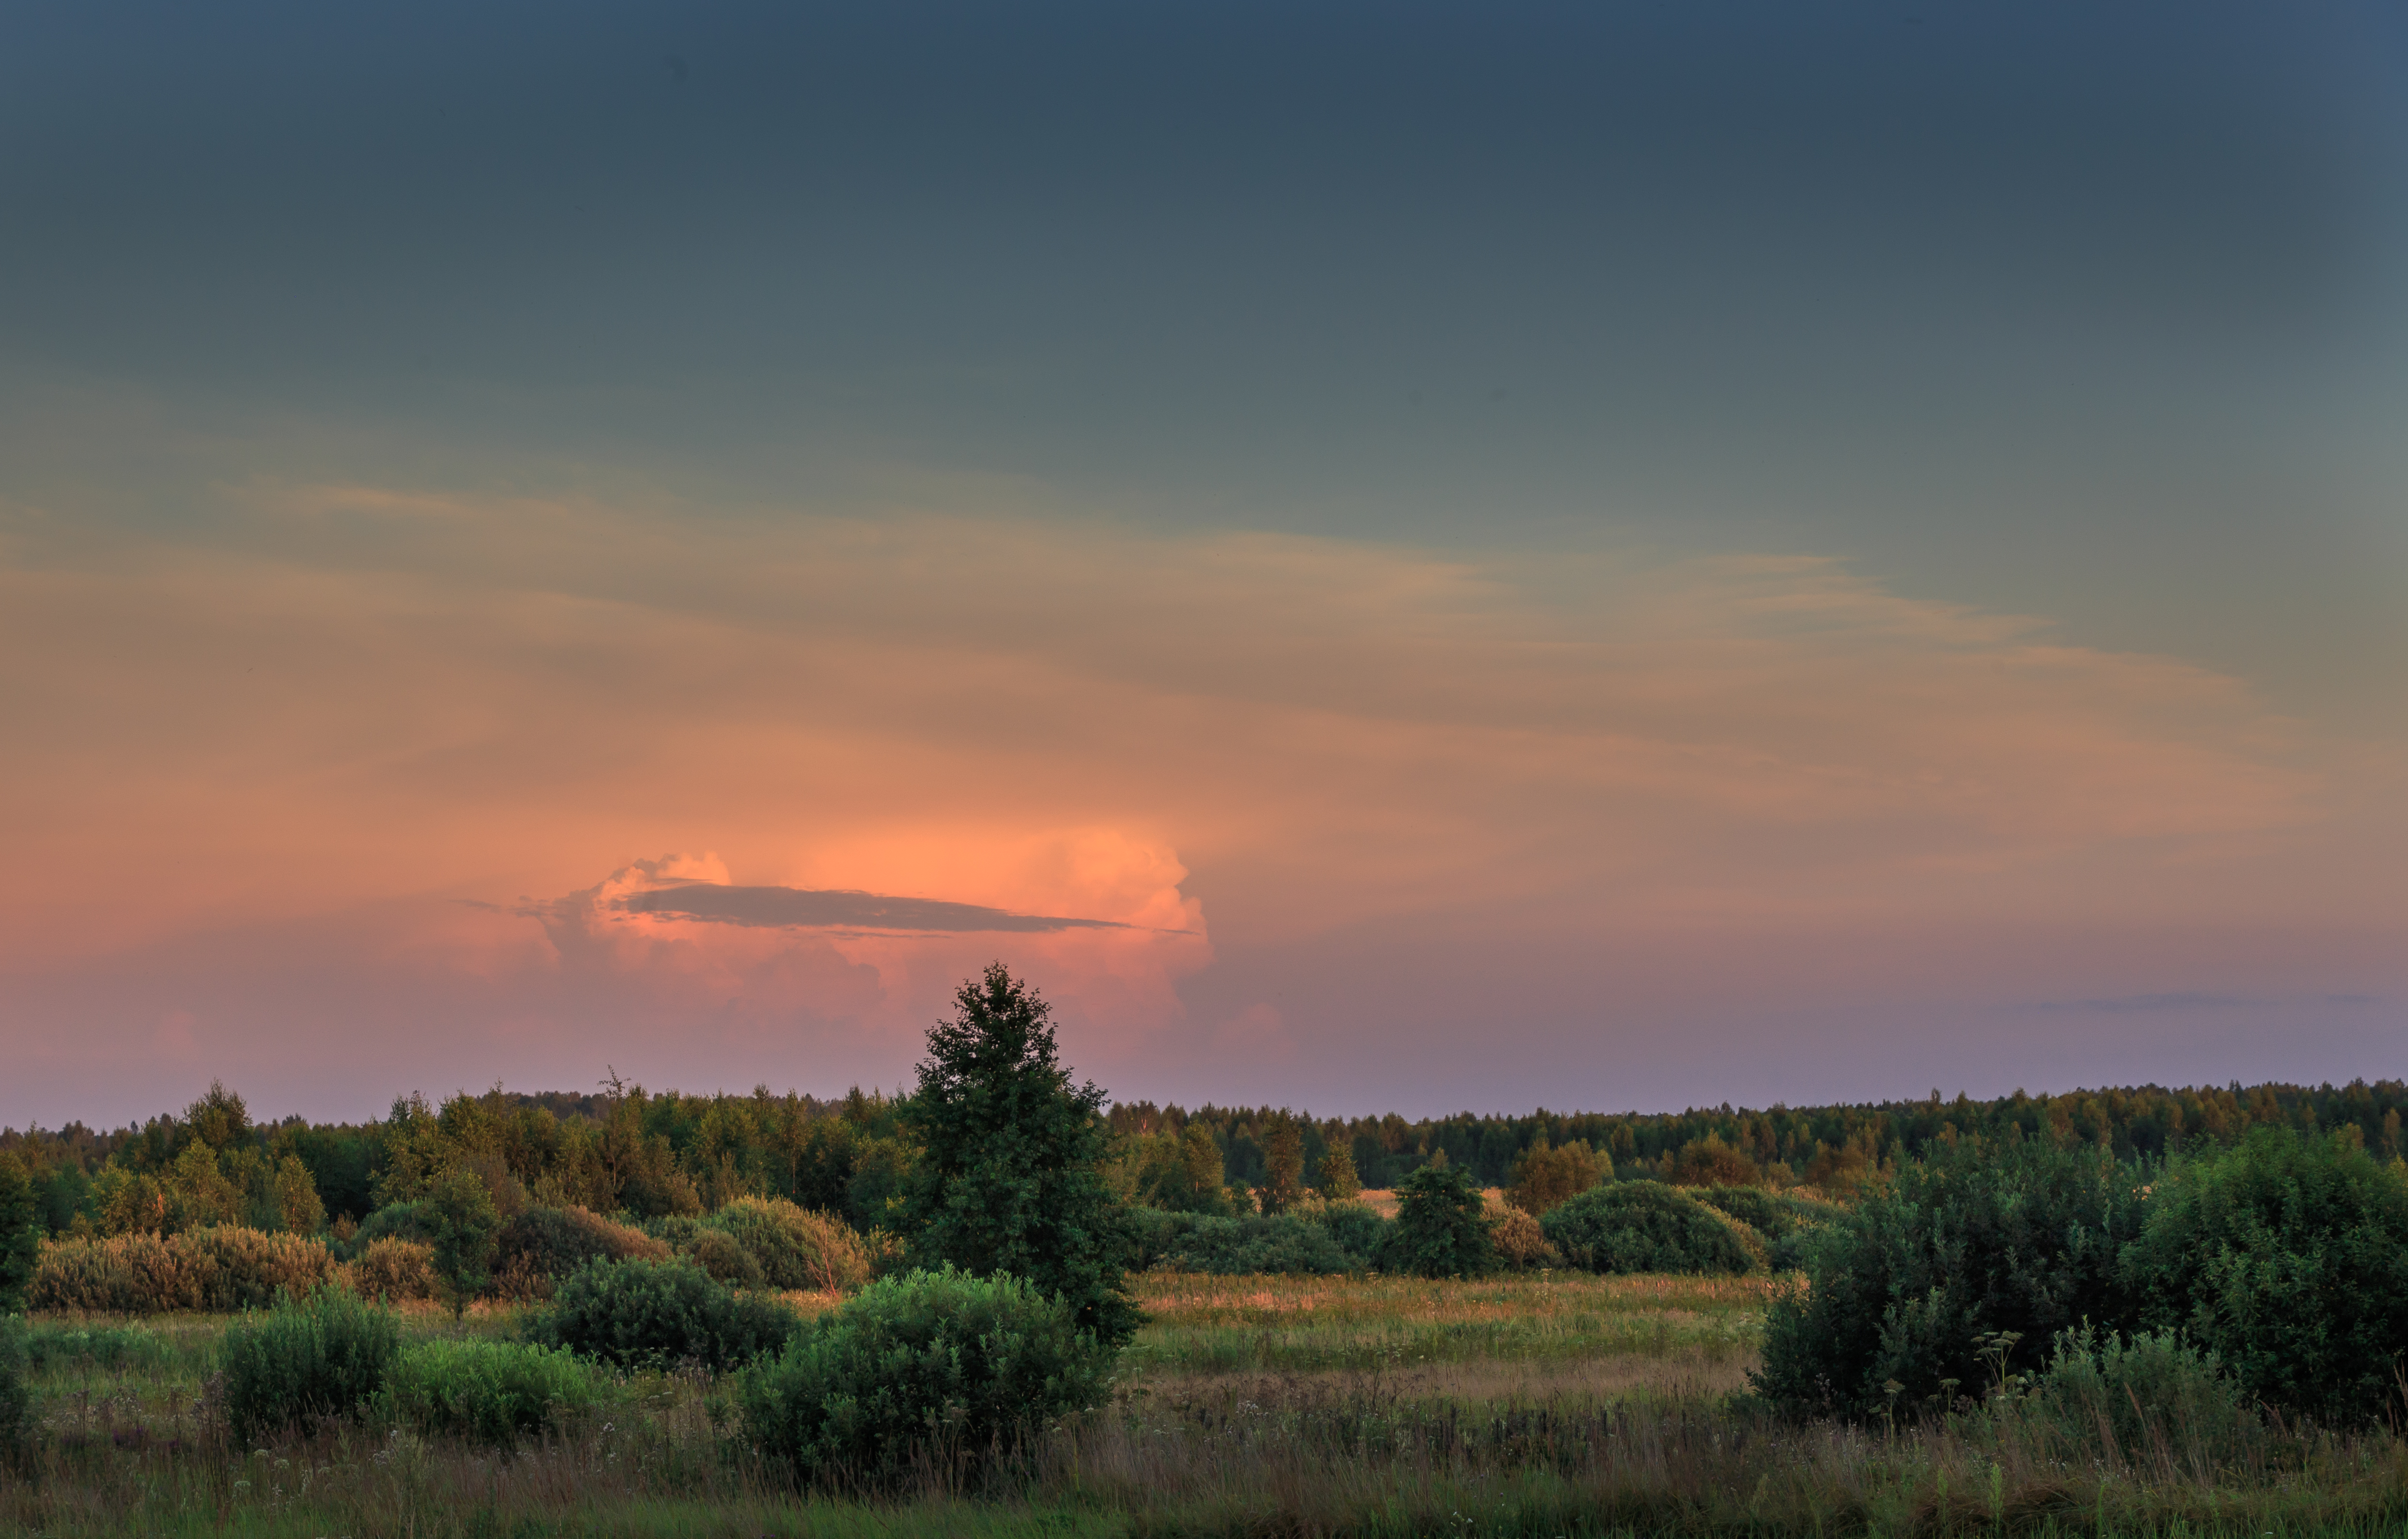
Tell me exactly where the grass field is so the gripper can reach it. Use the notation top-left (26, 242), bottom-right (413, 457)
top-left (8, 1272), bottom-right (2408, 1538)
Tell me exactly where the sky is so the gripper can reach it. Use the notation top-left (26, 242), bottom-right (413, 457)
top-left (3, 0), bottom-right (2405, 1129)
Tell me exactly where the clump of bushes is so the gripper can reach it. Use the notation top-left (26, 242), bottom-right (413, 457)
top-left (738, 1265), bottom-right (1112, 1490)
top-left (1541, 1182), bottom-right (1757, 1277)
top-left (348, 1237), bottom-right (435, 1302)
top-left (2123, 1127), bottom-right (2408, 1426)
top-left (1382, 1162), bottom-right (1497, 1277)
top-left (1313, 1201), bottom-right (1392, 1265)
top-left (31, 1227), bottom-right (341, 1314)
top-left (1691, 1187), bottom-right (1833, 1271)
top-left (336, 1202), bottom-right (431, 1259)
top-left (699, 1197), bottom-right (874, 1291)
top-left (493, 1206), bottom-right (668, 1298)
top-left (2027, 1325), bottom-right (2259, 1471)
top-left (1751, 1137), bottom-right (2147, 1420)
top-left (381, 1339), bottom-right (615, 1446)
top-left (219, 1287), bottom-right (401, 1443)
top-left (524, 1257), bottom-right (797, 1372)
top-left (1488, 1206), bottom-right (1560, 1269)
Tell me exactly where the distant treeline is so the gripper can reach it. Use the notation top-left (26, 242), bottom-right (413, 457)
top-left (3, 1077), bottom-right (2404, 1240)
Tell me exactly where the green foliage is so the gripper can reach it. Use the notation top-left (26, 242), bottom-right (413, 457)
top-left (2027, 1324), bottom-right (2258, 1468)
top-left (1257, 1115), bottom-right (1306, 1216)
top-left (1383, 1162), bottom-right (1495, 1278)
top-left (1312, 1201), bottom-right (1392, 1264)
top-left (1668, 1133), bottom-right (1762, 1188)
top-left (420, 1165), bottom-right (502, 1317)
top-left (1317, 1146), bottom-right (1362, 1201)
top-left (1150, 1213), bottom-right (1363, 1275)
top-left (524, 1257), bottom-right (798, 1372)
top-left (0, 1152), bottom-right (39, 1313)
top-left (1541, 1181), bottom-right (1757, 1276)
top-left (0, 1315), bottom-right (30, 1464)
top-left (700, 1196), bottom-right (875, 1291)
top-left (218, 1287), bottom-right (401, 1443)
top-left (1507, 1137), bottom-right (1601, 1216)
top-left (1488, 1206), bottom-right (1559, 1269)
top-left (1691, 1186), bottom-right (1834, 1270)
top-left (494, 1205), bottom-right (668, 1294)
top-left (2123, 1126), bottom-right (2408, 1425)
top-left (340, 1201), bottom-right (431, 1259)
top-left (381, 1338), bottom-right (615, 1446)
top-left (737, 1265), bottom-right (1113, 1490)
top-left (1751, 1136), bottom-right (2148, 1420)
top-left (899, 964), bottom-right (1139, 1345)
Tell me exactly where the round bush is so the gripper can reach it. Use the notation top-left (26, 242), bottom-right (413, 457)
top-left (1750, 1138), bottom-right (2147, 1420)
top-left (523, 1257), bottom-right (798, 1373)
top-left (1488, 1207), bottom-right (1560, 1269)
top-left (382, 1338), bottom-right (616, 1446)
top-left (1310, 1201), bottom-right (1392, 1267)
top-left (737, 1265), bottom-right (1113, 1490)
top-left (702, 1197), bottom-right (874, 1291)
top-left (688, 1227), bottom-right (767, 1288)
top-left (1159, 1214), bottom-right (1358, 1276)
top-left (2124, 1127), bottom-right (2408, 1426)
top-left (493, 1206), bottom-right (669, 1297)
top-left (1541, 1182), bottom-right (1757, 1276)
top-left (348, 1237), bottom-right (435, 1302)
top-left (219, 1287), bottom-right (402, 1443)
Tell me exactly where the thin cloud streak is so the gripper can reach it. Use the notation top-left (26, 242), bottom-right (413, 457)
top-left (612, 882), bottom-right (1141, 934)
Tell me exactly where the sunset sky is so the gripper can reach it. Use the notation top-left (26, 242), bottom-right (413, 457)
top-left (4, 0), bottom-right (2405, 1128)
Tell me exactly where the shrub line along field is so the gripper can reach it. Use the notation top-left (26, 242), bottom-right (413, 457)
top-left (8, 974), bottom-right (2408, 1536)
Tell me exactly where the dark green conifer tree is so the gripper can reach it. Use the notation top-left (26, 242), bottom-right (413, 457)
top-left (899, 963), bottom-right (1140, 1345)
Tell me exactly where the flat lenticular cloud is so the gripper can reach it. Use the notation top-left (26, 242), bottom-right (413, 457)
top-left (613, 883), bottom-right (1140, 934)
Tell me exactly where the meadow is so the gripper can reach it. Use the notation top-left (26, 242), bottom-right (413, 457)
top-left (9, 1266), bottom-right (2408, 1539)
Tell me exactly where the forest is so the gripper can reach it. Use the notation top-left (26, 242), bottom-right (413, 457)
top-left (5, 1074), bottom-right (2401, 1243)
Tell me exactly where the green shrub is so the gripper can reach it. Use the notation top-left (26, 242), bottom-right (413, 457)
top-left (2123, 1127), bottom-right (2408, 1426)
top-left (1692, 1187), bottom-right (1833, 1271)
top-left (420, 1168), bottom-right (502, 1318)
top-left (1310, 1201), bottom-right (1392, 1265)
top-left (1542, 1182), bottom-right (1757, 1276)
top-left (738, 1265), bottom-right (1113, 1490)
top-left (219, 1287), bottom-right (401, 1443)
top-left (2027, 1325), bottom-right (2258, 1471)
top-left (339, 1202), bottom-right (430, 1260)
top-left (1751, 1137), bottom-right (2149, 1420)
top-left (31, 1227), bottom-right (341, 1313)
top-left (1124, 1207), bottom-right (1198, 1271)
top-left (494, 1206), bottom-right (669, 1297)
top-left (524, 1257), bottom-right (798, 1372)
top-left (348, 1237), bottom-right (435, 1302)
top-left (1488, 1206), bottom-right (1560, 1269)
top-left (700, 1197), bottom-right (874, 1291)
top-left (382, 1338), bottom-right (615, 1446)
top-left (1156, 1214), bottom-right (1359, 1275)
top-left (1382, 1162), bottom-right (1496, 1278)
top-left (0, 1315), bottom-right (31, 1464)
top-left (687, 1226), bottom-right (767, 1288)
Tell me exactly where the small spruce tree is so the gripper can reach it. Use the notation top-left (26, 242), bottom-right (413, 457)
top-left (899, 963), bottom-right (1140, 1345)
top-left (1385, 1161), bottom-right (1496, 1277)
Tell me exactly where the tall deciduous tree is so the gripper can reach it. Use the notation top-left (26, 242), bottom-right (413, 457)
top-left (899, 963), bottom-right (1140, 1345)
top-left (1259, 1115), bottom-right (1306, 1215)
top-left (0, 1153), bottom-right (39, 1313)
